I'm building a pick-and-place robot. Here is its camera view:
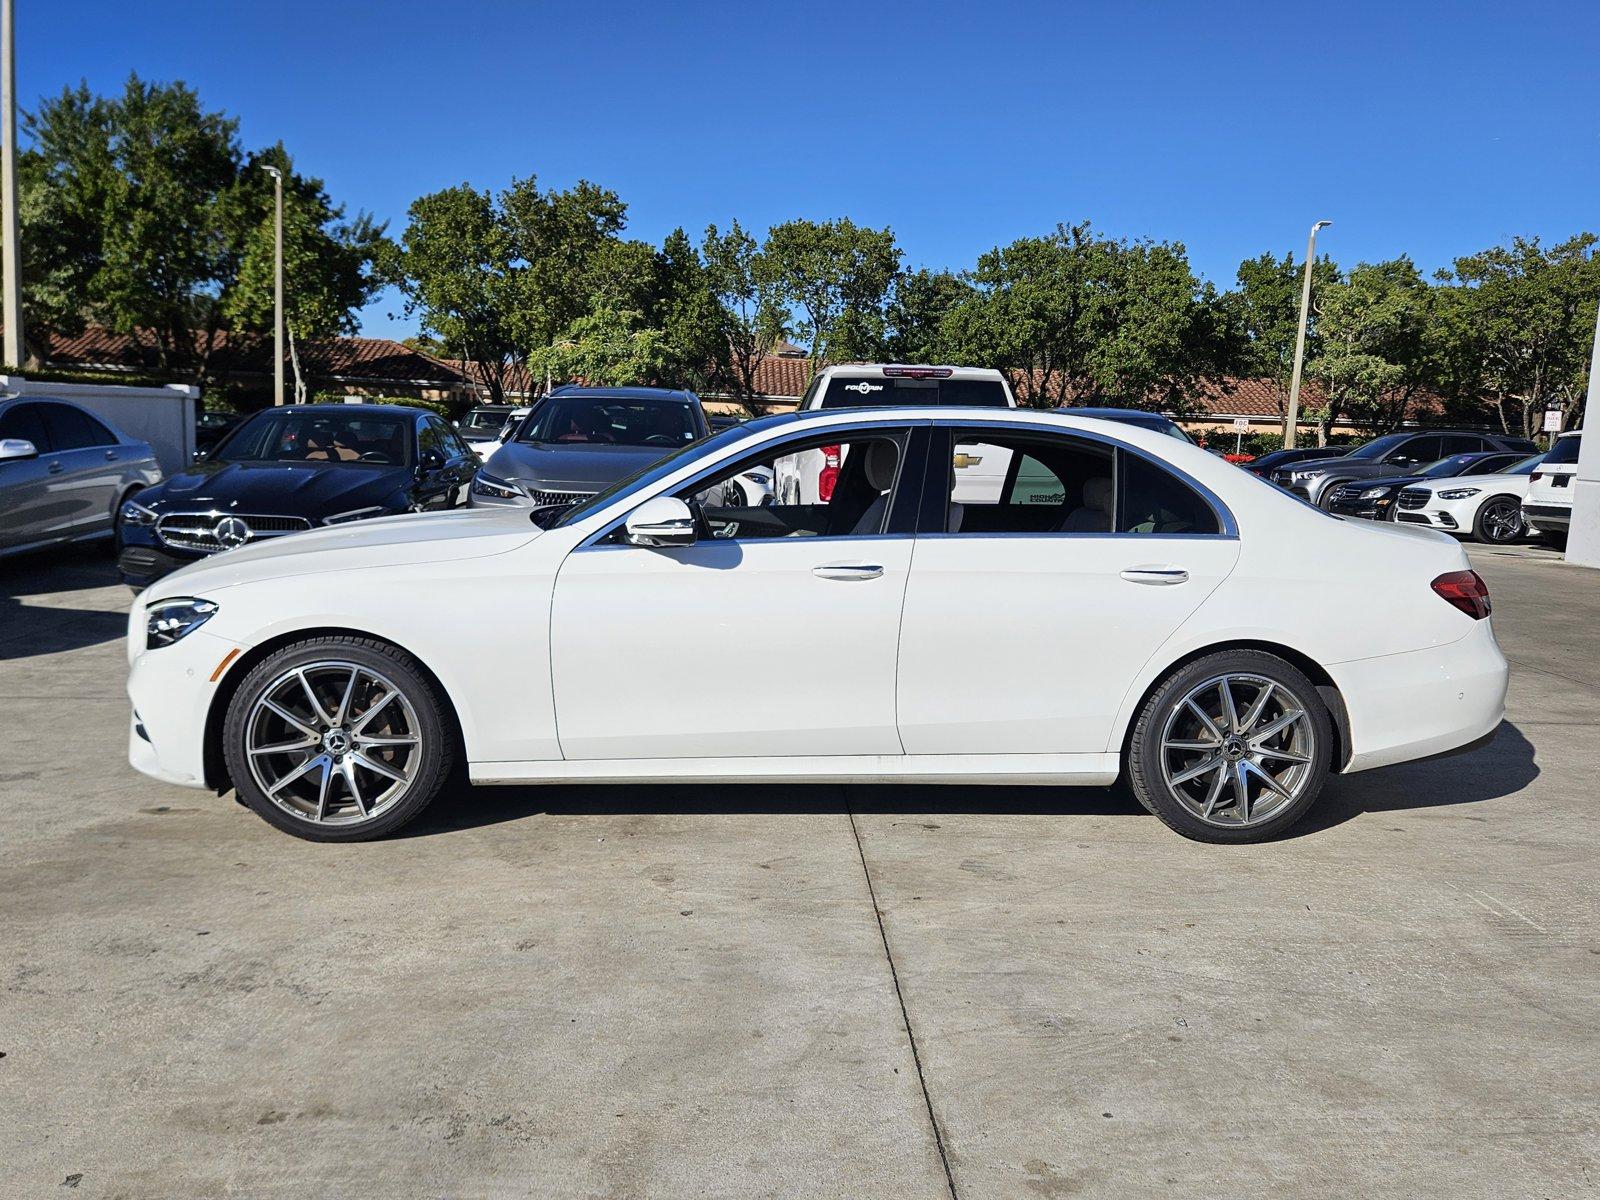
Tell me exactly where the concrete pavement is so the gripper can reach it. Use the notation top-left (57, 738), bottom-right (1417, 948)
top-left (1, 541), bottom-right (1595, 1198)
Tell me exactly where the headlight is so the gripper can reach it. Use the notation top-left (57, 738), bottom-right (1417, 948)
top-left (471, 471), bottom-right (526, 500)
top-left (1438, 487), bottom-right (1481, 500)
top-left (1359, 486), bottom-right (1389, 499)
top-left (146, 597), bottom-right (218, 649)
top-left (322, 505), bottom-right (388, 525)
top-left (120, 499), bottom-right (158, 527)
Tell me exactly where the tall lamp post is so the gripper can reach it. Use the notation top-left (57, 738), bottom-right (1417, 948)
top-left (1284, 219), bottom-right (1332, 450)
top-left (262, 164), bottom-right (285, 406)
top-left (1, 0), bottom-right (23, 369)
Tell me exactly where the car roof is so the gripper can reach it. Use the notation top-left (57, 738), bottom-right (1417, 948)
top-left (251, 403), bottom-right (429, 418)
top-left (547, 385), bottom-right (700, 403)
top-left (816, 363), bottom-right (1007, 381)
top-left (1059, 406), bottom-right (1174, 425)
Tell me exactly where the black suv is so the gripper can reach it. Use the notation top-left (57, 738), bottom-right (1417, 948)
top-left (1271, 430), bottom-right (1537, 508)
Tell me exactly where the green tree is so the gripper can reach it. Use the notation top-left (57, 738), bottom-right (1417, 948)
top-left (702, 220), bottom-right (787, 412)
top-left (1435, 234), bottom-right (1600, 437)
top-left (1219, 251), bottom-right (1340, 423)
top-left (943, 222), bottom-right (1226, 411)
top-left (527, 304), bottom-right (675, 387)
top-left (389, 184), bottom-right (522, 403)
top-left (648, 227), bottom-right (726, 394)
top-left (883, 269), bottom-right (971, 363)
top-left (761, 218), bottom-right (900, 367)
top-left (1305, 258), bottom-right (1434, 442)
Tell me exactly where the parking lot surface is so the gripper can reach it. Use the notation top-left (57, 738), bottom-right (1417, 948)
top-left (3, 542), bottom-right (1596, 1198)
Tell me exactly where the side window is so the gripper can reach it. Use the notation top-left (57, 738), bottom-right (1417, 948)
top-left (430, 416), bottom-right (470, 458)
top-left (1117, 453), bottom-right (1221, 535)
top-left (0, 402), bottom-right (50, 450)
top-left (942, 430), bottom-right (1114, 534)
top-left (671, 431), bottom-right (909, 541)
top-left (1392, 435), bottom-right (1440, 466)
top-left (1439, 434), bottom-right (1484, 456)
top-left (41, 404), bottom-right (115, 450)
top-left (417, 417), bottom-right (445, 461)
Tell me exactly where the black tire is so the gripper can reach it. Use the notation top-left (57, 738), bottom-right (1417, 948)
top-left (1125, 649), bottom-right (1334, 844)
top-left (108, 485), bottom-right (142, 556)
top-left (1471, 495), bottom-right (1524, 544)
top-left (223, 635), bottom-right (456, 842)
top-left (1316, 485), bottom-right (1342, 512)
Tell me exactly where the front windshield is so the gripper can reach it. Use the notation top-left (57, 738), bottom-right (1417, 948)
top-left (550, 420), bottom-right (772, 529)
top-left (1505, 454), bottom-right (1544, 475)
top-left (1346, 433), bottom-right (1410, 461)
top-left (212, 410), bottom-right (413, 466)
top-left (520, 395), bottom-right (697, 448)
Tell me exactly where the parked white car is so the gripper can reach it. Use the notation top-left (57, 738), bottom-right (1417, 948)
top-left (774, 365), bottom-right (1016, 505)
top-left (465, 406), bottom-right (531, 459)
top-left (127, 408), bottom-right (1507, 846)
top-left (1523, 431), bottom-right (1582, 541)
top-left (1393, 453), bottom-right (1543, 544)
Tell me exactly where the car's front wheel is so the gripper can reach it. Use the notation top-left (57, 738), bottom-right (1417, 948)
top-left (1125, 650), bottom-right (1333, 843)
top-left (223, 636), bottom-right (456, 841)
top-left (1472, 496), bottom-right (1524, 544)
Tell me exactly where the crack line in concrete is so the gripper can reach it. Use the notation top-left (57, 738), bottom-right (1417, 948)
top-left (845, 796), bottom-right (959, 1200)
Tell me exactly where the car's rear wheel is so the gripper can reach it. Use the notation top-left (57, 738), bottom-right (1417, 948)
top-left (223, 636), bottom-right (455, 841)
top-left (1125, 650), bottom-right (1332, 843)
top-left (1473, 496), bottom-right (1524, 544)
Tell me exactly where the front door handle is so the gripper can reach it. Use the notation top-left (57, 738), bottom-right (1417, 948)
top-left (105, 449), bottom-right (118, 460)
top-left (1120, 566), bottom-right (1189, 586)
top-left (813, 562), bottom-right (884, 581)
top-left (47, 461), bottom-right (64, 475)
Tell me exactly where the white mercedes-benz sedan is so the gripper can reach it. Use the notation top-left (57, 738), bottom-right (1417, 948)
top-left (126, 408), bottom-right (1508, 844)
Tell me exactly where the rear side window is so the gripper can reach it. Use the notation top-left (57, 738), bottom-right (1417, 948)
top-left (41, 403), bottom-right (116, 450)
top-left (1118, 454), bottom-right (1221, 535)
top-left (0, 402), bottom-right (50, 449)
top-left (1546, 435), bottom-right (1582, 465)
top-left (820, 375), bottom-right (1010, 409)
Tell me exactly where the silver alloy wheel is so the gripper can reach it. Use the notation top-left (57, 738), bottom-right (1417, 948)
top-left (244, 661), bottom-right (422, 826)
top-left (1158, 672), bottom-right (1318, 828)
top-left (1480, 498), bottom-right (1522, 543)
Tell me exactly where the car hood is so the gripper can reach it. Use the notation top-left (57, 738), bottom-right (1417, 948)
top-left (142, 507), bottom-right (543, 601)
top-left (1292, 458), bottom-right (1384, 478)
top-left (483, 441), bottom-right (676, 489)
top-left (139, 460), bottom-right (414, 517)
top-left (1411, 470), bottom-right (1534, 495)
top-left (1344, 473), bottom-right (1424, 491)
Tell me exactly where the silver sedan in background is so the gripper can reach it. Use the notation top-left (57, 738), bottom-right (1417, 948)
top-left (0, 396), bottom-right (163, 559)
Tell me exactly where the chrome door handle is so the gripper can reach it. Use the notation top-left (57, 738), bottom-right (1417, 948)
top-left (105, 449), bottom-right (118, 460)
top-left (1120, 566), bottom-right (1189, 586)
top-left (47, 461), bottom-right (64, 474)
top-left (813, 562), bottom-right (884, 581)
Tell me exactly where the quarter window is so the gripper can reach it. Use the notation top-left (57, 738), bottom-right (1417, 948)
top-left (41, 403), bottom-right (116, 450)
top-left (1117, 453), bottom-right (1220, 535)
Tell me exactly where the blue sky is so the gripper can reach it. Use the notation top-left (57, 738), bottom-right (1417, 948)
top-left (24, 0), bottom-right (1600, 341)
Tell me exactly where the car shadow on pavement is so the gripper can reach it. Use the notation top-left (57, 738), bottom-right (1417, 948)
top-left (0, 543), bottom-right (129, 661)
top-left (407, 722), bottom-right (1540, 840)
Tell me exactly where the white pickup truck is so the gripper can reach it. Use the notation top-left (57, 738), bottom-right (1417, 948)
top-left (774, 364), bottom-right (1017, 504)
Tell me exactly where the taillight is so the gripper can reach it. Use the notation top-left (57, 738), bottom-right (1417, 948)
top-left (1431, 570), bottom-right (1491, 620)
top-left (882, 366), bottom-right (952, 379)
top-left (818, 444), bottom-right (841, 502)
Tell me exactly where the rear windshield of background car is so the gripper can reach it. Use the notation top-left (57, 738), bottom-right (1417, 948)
top-left (819, 376), bottom-right (1010, 409)
top-left (1545, 434), bottom-right (1582, 465)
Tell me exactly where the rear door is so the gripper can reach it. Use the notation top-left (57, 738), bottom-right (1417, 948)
top-left (37, 402), bottom-right (125, 535)
top-left (896, 424), bottom-right (1241, 755)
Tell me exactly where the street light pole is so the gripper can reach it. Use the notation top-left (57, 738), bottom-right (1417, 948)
top-left (262, 165), bottom-right (284, 406)
top-left (1, 0), bottom-right (23, 369)
top-left (1284, 219), bottom-right (1332, 450)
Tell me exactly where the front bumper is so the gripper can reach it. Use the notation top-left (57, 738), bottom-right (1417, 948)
top-left (1327, 495), bottom-right (1397, 521)
top-left (118, 541), bottom-right (202, 587)
top-left (127, 628), bottom-right (246, 789)
top-left (1331, 619), bottom-right (1508, 774)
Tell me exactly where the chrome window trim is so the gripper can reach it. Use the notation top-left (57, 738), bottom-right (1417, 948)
top-left (937, 418), bottom-right (1240, 539)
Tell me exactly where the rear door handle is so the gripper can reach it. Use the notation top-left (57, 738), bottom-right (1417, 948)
top-left (813, 562), bottom-right (884, 581)
top-left (1120, 566), bottom-right (1189, 586)
top-left (104, 449), bottom-right (118, 461)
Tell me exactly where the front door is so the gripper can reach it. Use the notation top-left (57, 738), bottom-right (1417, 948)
top-left (896, 426), bottom-right (1242, 755)
top-left (550, 425), bottom-right (923, 760)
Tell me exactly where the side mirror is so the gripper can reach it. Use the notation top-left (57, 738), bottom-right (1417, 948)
top-left (0, 437), bottom-right (38, 462)
top-left (623, 495), bottom-right (697, 547)
top-left (419, 447), bottom-right (446, 471)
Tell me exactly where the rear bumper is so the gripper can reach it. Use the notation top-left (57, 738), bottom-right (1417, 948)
top-left (1521, 502), bottom-right (1571, 532)
top-left (1331, 620), bottom-right (1508, 774)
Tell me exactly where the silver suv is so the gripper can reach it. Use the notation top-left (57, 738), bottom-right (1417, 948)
top-left (0, 397), bottom-right (163, 559)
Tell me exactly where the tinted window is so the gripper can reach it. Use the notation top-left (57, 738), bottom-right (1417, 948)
top-left (42, 403), bottom-right (116, 450)
top-left (1389, 436), bottom-right (1441, 465)
top-left (0, 402), bottom-right (50, 450)
top-left (1118, 454), bottom-right (1221, 535)
top-left (521, 395), bottom-right (696, 447)
top-left (1347, 433), bottom-right (1412, 461)
top-left (1546, 435), bottom-right (1582, 465)
top-left (820, 375), bottom-right (1010, 409)
top-left (1438, 434), bottom-right (1485, 456)
top-left (217, 410), bottom-right (413, 465)
top-left (436, 418), bottom-right (473, 459)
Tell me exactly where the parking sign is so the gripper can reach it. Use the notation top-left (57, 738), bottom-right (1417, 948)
top-left (1544, 409), bottom-right (1563, 433)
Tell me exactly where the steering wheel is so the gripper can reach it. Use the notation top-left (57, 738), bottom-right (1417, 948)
top-left (644, 434), bottom-right (676, 446)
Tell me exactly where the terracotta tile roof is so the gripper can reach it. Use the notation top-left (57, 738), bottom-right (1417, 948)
top-left (42, 326), bottom-right (468, 386)
top-left (439, 358), bottom-right (540, 397)
top-left (749, 355), bottom-right (815, 399)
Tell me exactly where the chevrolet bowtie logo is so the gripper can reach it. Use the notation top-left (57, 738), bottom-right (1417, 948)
top-left (953, 453), bottom-right (983, 469)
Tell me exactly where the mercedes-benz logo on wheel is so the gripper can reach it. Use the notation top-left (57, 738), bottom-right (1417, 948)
top-left (213, 516), bottom-right (251, 548)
